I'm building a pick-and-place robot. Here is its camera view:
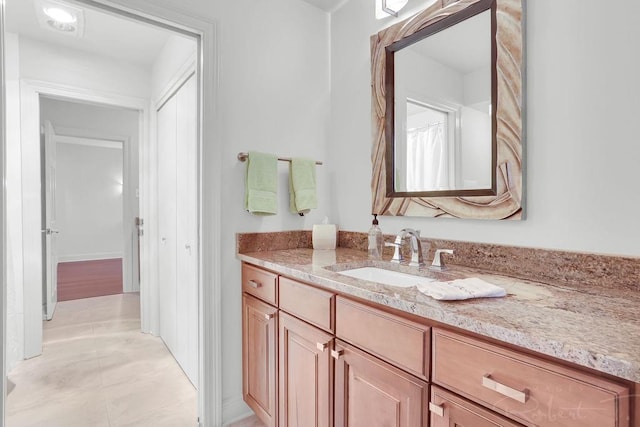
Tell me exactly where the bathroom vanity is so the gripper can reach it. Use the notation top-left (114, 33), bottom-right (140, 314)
top-left (238, 241), bottom-right (639, 427)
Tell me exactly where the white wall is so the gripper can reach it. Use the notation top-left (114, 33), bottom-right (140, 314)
top-left (151, 35), bottom-right (197, 101)
top-left (55, 141), bottom-right (124, 261)
top-left (139, 0), bottom-right (332, 420)
top-left (397, 48), bottom-right (463, 106)
top-left (460, 105), bottom-right (491, 188)
top-left (219, 3), bottom-right (330, 418)
top-left (5, 33), bottom-right (25, 373)
top-left (18, 36), bottom-right (150, 99)
top-left (330, 0), bottom-right (640, 257)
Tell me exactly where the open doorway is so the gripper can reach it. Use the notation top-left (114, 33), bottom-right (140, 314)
top-left (3, 0), bottom-right (208, 424)
top-left (41, 98), bottom-right (140, 310)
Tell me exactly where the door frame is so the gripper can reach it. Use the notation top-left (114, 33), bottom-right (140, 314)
top-left (43, 120), bottom-right (58, 322)
top-left (2, 2), bottom-right (222, 425)
top-left (1, 0), bottom-right (7, 423)
top-left (19, 79), bottom-right (148, 359)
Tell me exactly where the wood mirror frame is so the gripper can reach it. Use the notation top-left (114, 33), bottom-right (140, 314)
top-left (371, 0), bottom-right (524, 219)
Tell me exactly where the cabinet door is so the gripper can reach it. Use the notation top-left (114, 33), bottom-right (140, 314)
top-left (243, 294), bottom-right (278, 427)
top-left (157, 94), bottom-right (178, 354)
top-left (429, 386), bottom-right (523, 427)
top-left (157, 74), bottom-right (199, 387)
top-left (334, 339), bottom-right (428, 427)
top-left (279, 312), bottom-right (333, 427)
top-left (175, 74), bottom-right (199, 386)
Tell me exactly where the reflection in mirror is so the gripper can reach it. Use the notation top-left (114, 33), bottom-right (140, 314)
top-left (371, 0), bottom-right (523, 219)
top-left (394, 10), bottom-right (492, 193)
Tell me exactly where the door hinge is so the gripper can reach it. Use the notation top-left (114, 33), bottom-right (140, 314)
top-left (135, 217), bottom-right (144, 236)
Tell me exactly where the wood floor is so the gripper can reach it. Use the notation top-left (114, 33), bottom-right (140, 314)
top-left (6, 293), bottom-right (197, 426)
top-left (57, 259), bottom-right (123, 301)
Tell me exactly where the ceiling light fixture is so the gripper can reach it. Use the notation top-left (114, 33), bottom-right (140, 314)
top-left (35, 0), bottom-right (85, 37)
top-left (43, 7), bottom-right (77, 24)
top-left (377, 0), bottom-right (409, 19)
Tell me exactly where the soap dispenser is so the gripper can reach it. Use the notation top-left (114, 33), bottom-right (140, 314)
top-left (368, 214), bottom-right (384, 259)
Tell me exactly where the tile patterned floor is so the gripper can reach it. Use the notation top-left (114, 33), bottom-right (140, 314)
top-left (6, 293), bottom-right (197, 427)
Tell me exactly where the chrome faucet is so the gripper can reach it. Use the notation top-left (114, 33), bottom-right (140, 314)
top-left (430, 249), bottom-right (454, 271)
top-left (386, 228), bottom-right (425, 267)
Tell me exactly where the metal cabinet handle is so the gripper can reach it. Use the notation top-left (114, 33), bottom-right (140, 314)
top-left (482, 374), bottom-right (529, 403)
top-left (331, 349), bottom-right (343, 360)
top-left (428, 402), bottom-right (444, 417)
top-left (264, 313), bottom-right (274, 321)
top-left (316, 342), bottom-right (327, 352)
top-left (247, 280), bottom-right (262, 289)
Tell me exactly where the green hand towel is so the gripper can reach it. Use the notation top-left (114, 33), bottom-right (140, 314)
top-left (245, 151), bottom-right (278, 215)
top-left (289, 158), bottom-right (317, 214)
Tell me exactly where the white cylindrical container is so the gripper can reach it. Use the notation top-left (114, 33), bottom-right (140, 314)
top-left (312, 223), bottom-right (337, 250)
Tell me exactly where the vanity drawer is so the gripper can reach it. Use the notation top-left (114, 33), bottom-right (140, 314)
top-left (335, 296), bottom-right (429, 379)
top-left (242, 263), bottom-right (278, 305)
top-left (432, 328), bottom-right (630, 427)
top-left (279, 277), bottom-right (334, 332)
top-left (429, 385), bottom-right (523, 427)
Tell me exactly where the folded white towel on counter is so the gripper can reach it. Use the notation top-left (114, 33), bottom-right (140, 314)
top-left (416, 277), bottom-right (507, 301)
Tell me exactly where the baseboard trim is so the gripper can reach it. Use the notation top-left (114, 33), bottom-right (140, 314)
top-left (222, 394), bottom-right (251, 426)
top-left (57, 253), bottom-right (124, 263)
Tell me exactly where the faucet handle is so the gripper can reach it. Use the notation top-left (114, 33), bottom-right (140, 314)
top-left (385, 241), bottom-right (403, 263)
top-left (400, 228), bottom-right (419, 236)
top-left (430, 249), bottom-right (454, 271)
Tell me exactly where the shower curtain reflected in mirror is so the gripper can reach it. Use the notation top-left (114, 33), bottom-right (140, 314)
top-left (406, 122), bottom-right (449, 191)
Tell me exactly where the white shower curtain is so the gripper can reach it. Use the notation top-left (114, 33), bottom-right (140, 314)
top-left (406, 123), bottom-right (449, 191)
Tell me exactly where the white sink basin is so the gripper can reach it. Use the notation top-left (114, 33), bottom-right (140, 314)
top-left (336, 267), bottom-right (435, 288)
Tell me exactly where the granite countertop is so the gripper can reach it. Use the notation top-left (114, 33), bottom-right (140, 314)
top-left (237, 247), bottom-right (640, 383)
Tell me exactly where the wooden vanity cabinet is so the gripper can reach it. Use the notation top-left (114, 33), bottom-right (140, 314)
top-left (241, 262), bottom-right (632, 427)
top-left (334, 339), bottom-right (429, 427)
top-left (432, 328), bottom-right (630, 427)
top-left (429, 385), bottom-right (523, 427)
top-left (241, 263), bottom-right (279, 426)
top-left (279, 311), bottom-right (334, 427)
top-left (242, 293), bottom-right (278, 427)
top-left (243, 263), bottom-right (278, 306)
top-left (279, 276), bottom-right (334, 332)
top-left (335, 296), bottom-right (430, 380)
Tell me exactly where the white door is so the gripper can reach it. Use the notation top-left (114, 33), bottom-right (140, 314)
top-left (158, 95), bottom-right (178, 354)
top-left (157, 73), bottom-right (199, 386)
top-left (43, 120), bottom-right (58, 320)
top-left (175, 74), bottom-right (198, 386)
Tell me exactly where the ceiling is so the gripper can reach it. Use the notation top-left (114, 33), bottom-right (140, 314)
top-left (299, 0), bottom-right (348, 13)
top-left (407, 9), bottom-right (490, 74)
top-left (4, 0), bottom-right (412, 68)
top-left (5, 0), bottom-right (177, 68)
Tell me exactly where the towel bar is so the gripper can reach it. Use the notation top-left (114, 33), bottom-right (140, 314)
top-left (237, 152), bottom-right (323, 165)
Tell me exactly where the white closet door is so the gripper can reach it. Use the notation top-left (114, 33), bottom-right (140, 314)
top-left (157, 95), bottom-right (178, 354)
top-left (175, 74), bottom-right (198, 387)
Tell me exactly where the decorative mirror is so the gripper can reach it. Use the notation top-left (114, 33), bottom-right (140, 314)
top-left (371, 0), bottom-right (524, 219)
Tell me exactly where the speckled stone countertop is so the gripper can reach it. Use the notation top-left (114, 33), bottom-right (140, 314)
top-left (237, 247), bottom-right (640, 383)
